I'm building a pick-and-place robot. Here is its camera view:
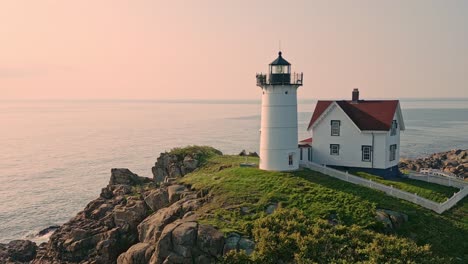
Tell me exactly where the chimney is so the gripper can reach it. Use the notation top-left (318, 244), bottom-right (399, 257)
top-left (352, 88), bottom-right (359, 103)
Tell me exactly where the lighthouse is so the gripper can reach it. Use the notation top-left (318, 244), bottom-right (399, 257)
top-left (256, 51), bottom-right (303, 171)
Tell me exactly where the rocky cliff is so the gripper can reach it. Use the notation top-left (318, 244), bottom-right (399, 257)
top-left (0, 146), bottom-right (250, 264)
top-left (399, 149), bottom-right (468, 179)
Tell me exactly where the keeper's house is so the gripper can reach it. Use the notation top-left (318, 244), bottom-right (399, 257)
top-left (300, 89), bottom-right (405, 177)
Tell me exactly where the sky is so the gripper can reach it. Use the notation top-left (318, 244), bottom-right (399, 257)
top-left (1, 0), bottom-right (467, 100)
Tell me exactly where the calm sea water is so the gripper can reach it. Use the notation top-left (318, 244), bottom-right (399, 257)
top-left (1, 99), bottom-right (467, 243)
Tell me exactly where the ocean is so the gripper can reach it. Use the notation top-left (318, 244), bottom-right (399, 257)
top-left (1, 99), bottom-right (467, 243)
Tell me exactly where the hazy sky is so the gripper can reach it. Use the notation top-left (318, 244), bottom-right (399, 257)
top-left (1, 0), bottom-right (467, 100)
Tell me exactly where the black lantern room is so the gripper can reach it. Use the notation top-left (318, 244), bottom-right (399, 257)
top-left (256, 51), bottom-right (303, 87)
top-left (269, 51), bottom-right (291, 84)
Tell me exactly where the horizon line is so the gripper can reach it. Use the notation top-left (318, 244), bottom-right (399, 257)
top-left (1, 97), bottom-right (468, 102)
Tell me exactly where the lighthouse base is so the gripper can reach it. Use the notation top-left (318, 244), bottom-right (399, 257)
top-left (259, 149), bottom-right (299, 171)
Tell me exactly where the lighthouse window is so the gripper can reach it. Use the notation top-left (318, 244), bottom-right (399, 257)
top-left (285, 91), bottom-right (288, 94)
top-left (288, 154), bottom-right (293, 166)
top-left (330, 144), bottom-right (340, 155)
top-left (331, 120), bottom-right (341, 136)
top-left (272, 65), bottom-right (289, 74)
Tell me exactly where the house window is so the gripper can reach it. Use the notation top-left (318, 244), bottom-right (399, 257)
top-left (308, 148), bottom-right (312, 161)
top-left (390, 120), bottom-right (398, 136)
top-left (330, 144), bottom-right (340, 155)
top-left (288, 154), bottom-right (294, 166)
top-left (362, 145), bottom-right (372, 162)
top-left (389, 144), bottom-right (397, 161)
top-left (331, 120), bottom-right (341, 136)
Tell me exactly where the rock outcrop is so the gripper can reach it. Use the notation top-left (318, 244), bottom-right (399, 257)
top-left (29, 147), bottom-right (247, 264)
top-left (399, 149), bottom-right (468, 179)
top-left (151, 147), bottom-right (222, 183)
top-left (33, 169), bottom-right (153, 263)
top-left (375, 209), bottom-right (408, 231)
top-left (0, 240), bottom-right (37, 263)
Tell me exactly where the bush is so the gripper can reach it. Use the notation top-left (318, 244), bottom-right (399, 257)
top-left (169, 145), bottom-right (222, 164)
top-left (250, 209), bottom-right (444, 264)
top-left (220, 251), bottom-right (254, 264)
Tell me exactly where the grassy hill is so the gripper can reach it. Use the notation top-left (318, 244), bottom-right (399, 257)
top-left (179, 153), bottom-right (468, 263)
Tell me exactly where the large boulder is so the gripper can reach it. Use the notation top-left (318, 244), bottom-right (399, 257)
top-left (0, 240), bottom-right (37, 263)
top-left (110, 168), bottom-right (151, 186)
top-left (149, 219), bottom-right (226, 264)
top-left (144, 188), bottom-right (170, 212)
top-left (375, 209), bottom-right (408, 230)
top-left (117, 243), bottom-right (155, 264)
top-left (138, 201), bottom-right (184, 243)
top-left (172, 222), bottom-right (198, 258)
top-left (223, 233), bottom-right (241, 255)
top-left (152, 153), bottom-right (181, 183)
top-left (113, 200), bottom-right (148, 230)
top-left (151, 146), bottom-right (222, 183)
top-left (197, 225), bottom-right (225, 257)
top-left (183, 156), bottom-right (199, 172)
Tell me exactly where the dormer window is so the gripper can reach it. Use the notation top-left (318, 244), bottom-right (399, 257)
top-left (390, 120), bottom-right (398, 136)
top-left (331, 120), bottom-right (341, 136)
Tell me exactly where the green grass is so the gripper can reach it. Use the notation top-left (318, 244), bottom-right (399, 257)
top-left (351, 171), bottom-right (459, 203)
top-left (180, 155), bottom-right (468, 262)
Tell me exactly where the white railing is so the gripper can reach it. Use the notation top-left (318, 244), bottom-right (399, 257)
top-left (300, 161), bottom-right (468, 214)
top-left (404, 172), bottom-right (467, 189)
top-left (438, 187), bottom-right (468, 212)
top-left (419, 168), bottom-right (458, 178)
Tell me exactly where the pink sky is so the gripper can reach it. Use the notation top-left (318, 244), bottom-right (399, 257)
top-left (1, 0), bottom-right (467, 100)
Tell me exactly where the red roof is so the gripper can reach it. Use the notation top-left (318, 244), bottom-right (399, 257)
top-left (307, 100), bottom-right (399, 131)
top-left (307, 101), bottom-right (333, 130)
top-left (299, 137), bottom-right (313, 144)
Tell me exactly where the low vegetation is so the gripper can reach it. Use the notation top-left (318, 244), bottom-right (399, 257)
top-left (224, 209), bottom-right (443, 263)
top-left (352, 171), bottom-right (459, 203)
top-left (180, 155), bottom-right (468, 263)
top-left (169, 145), bottom-right (222, 165)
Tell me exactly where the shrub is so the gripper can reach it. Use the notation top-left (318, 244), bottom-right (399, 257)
top-left (169, 145), bottom-right (222, 164)
top-left (250, 209), bottom-right (444, 264)
top-left (220, 251), bottom-right (254, 264)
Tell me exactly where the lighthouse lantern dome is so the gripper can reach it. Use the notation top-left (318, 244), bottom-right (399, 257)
top-left (269, 51), bottom-right (292, 84)
top-left (270, 51), bottom-right (291, 74)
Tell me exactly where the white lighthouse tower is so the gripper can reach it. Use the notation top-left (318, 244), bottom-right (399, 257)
top-left (256, 51), bottom-right (303, 171)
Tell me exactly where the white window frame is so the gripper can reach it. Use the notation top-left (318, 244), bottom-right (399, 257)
top-left (288, 153), bottom-right (294, 166)
top-left (389, 144), bottom-right (397, 161)
top-left (330, 144), bottom-right (340, 155)
top-left (390, 120), bottom-right (398, 136)
top-left (331, 120), bottom-right (341, 136)
top-left (362, 145), bottom-right (372, 162)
